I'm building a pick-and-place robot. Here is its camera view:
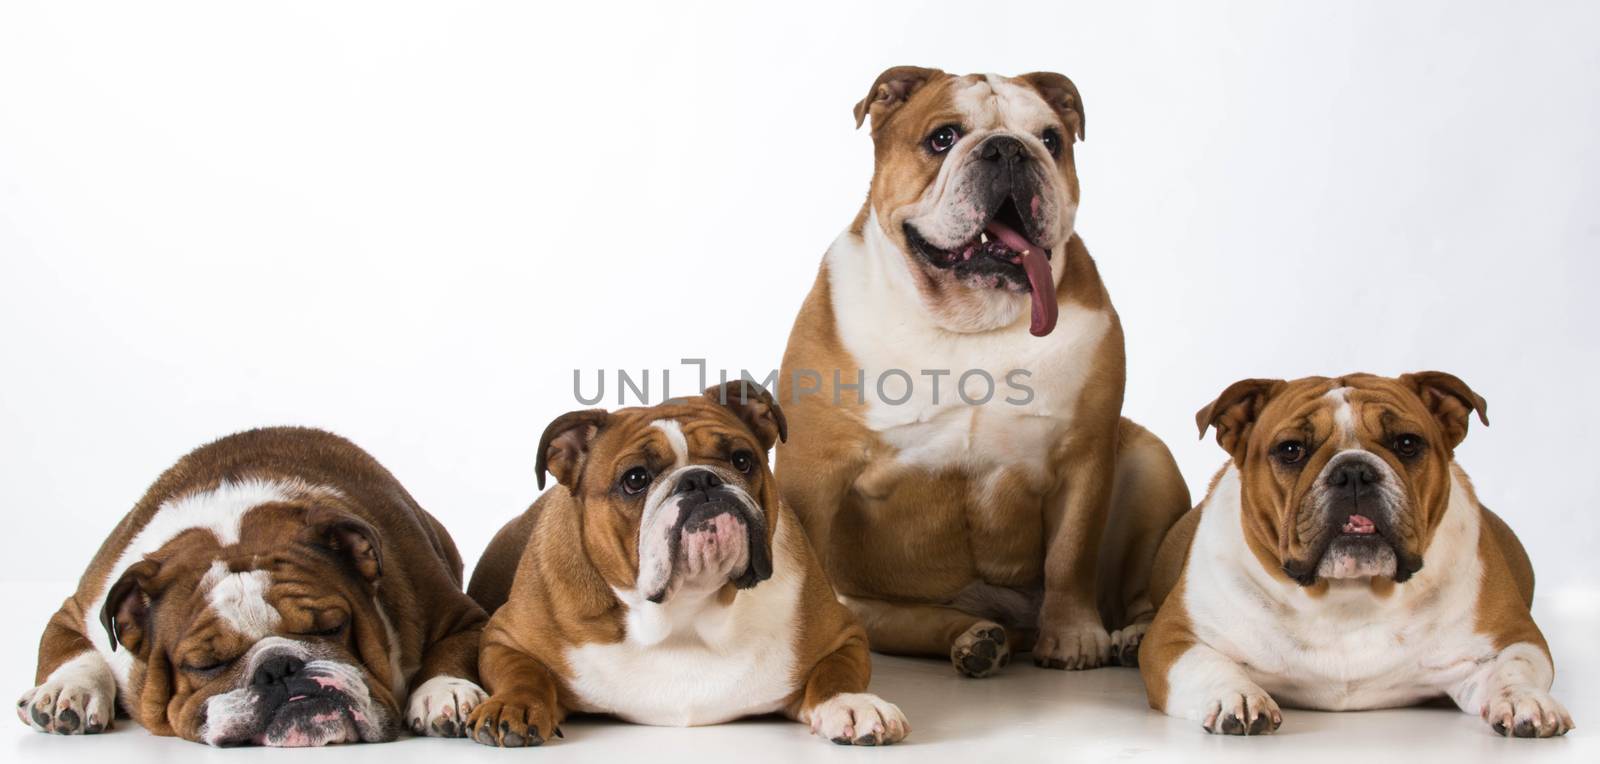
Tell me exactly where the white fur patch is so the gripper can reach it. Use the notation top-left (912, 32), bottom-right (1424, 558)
top-left (1325, 386), bottom-right (1357, 444)
top-left (201, 561), bottom-right (280, 640)
top-left (827, 219), bottom-right (1112, 489)
top-left (86, 478), bottom-right (338, 697)
top-left (562, 512), bottom-right (802, 726)
top-left (650, 419), bottom-right (689, 466)
top-left (1167, 465), bottom-right (1502, 713)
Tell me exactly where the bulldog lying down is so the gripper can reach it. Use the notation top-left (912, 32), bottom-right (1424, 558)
top-left (1141, 372), bottom-right (1573, 738)
top-left (465, 382), bottom-right (907, 746)
top-left (17, 427), bottom-right (488, 745)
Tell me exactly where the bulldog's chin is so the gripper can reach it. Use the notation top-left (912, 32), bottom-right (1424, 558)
top-left (259, 698), bottom-right (365, 747)
top-left (1314, 536), bottom-right (1399, 580)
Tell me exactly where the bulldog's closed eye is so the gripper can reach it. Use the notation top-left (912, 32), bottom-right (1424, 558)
top-left (1273, 440), bottom-right (1308, 466)
top-left (731, 450), bottom-right (754, 474)
top-left (621, 467), bottom-right (652, 495)
top-left (1391, 433), bottom-right (1425, 460)
top-left (296, 615), bottom-right (349, 639)
top-left (1041, 128), bottom-right (1063, 158)
top-left (182, 656), bottom-right (236, 677)
top-left (926, 124), bottom-right (961, 154)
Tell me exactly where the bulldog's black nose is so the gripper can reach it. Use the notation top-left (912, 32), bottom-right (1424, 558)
top-left (978, 135), bottom-right (1026, 163)
top-left (1327, 460), bottom-right (1381, 488)
top-left (674, 469), bottom-right (722, 495)
top-left (252, 655), bottom-right (305, 690)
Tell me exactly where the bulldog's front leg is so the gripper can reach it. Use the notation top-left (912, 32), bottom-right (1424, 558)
top-left (1153, 641), bottom-right (1282, 735)
top-left (1035, 444), bottom-right (1116, 670)
top-left (405, 629), bottom-right (487, 738)
top-left (1451, 642), bottom-right (1574, 738)
top-left (790, 634), bottom-right (908, 746)
top-left (469, 641), bottom-right (564, 747)
top-left (17, 612), bottom-right (117, 735)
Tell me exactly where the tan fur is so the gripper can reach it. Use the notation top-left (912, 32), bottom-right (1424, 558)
top-left (1141, 373), bottom-right (1557, 728)
top-left (464, 389), bottom-right (880, 745)
top-left (778, 68), bottom-right (1189, 672)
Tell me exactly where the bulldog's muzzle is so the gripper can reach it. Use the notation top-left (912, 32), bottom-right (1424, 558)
top-left (200, 638), bottom-right (391, 747)
top-left (640, 467), bottom-right (772, 603)
top-left (1282, 451), bottom-right (1423, 585)
top-left (902, 132), bottom-right (1066, 335)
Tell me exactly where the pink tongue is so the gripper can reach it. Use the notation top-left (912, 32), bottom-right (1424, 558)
top-left (1343, 514), bottom-right (1376, 535)
top-left (984, 219), bottom-right (1057, 336)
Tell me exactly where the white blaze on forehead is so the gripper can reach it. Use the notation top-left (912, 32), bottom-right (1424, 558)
top-left (202, 561), bottom-right (280, 640)
top-left (950, 74), bottom-right (1059, 133)
top-left (1325, 386), bottom-right (1358, 445)
top-left (650, 419), bottom-right (689, 467)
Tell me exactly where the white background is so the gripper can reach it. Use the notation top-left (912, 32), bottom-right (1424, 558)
top-left (3, 2), bottom-right (1598, 761)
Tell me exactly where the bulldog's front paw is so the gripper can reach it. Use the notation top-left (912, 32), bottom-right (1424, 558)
top-left (1483, 685), bottom-right (1574, 738)
top-left (406, 675), bottom-right (487, 738)
top-left (467, 695), bottom-right (561, 747)
top-left (1032, 618), bottom-right (1111, 670)
top-left (17, 658), bottom-right (117, 735)
top-left (808, 692), bottom-right (908, 746)
top-left (1200, 687), bottom-right (1282, 736)
top-left (950, 621), bottom-right (1010, 678)
top-left (1110, 621), bottom-right (1148, 667)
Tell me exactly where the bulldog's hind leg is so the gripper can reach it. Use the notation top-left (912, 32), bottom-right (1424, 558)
top-left (18, 608), bottom-right (117, 735)
top-left (840, 595), bottom-right (1010, 678)
top-left (469, 641), bottom-right (564, 747)
top-left (1098, 419), bottom-right (1191, 666)
top-left (789, 628), bottom-right (908, 745)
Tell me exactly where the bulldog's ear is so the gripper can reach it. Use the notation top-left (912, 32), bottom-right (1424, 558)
top-left (854, 65), bottom-right (945, 129)
top-left (1017, 71), bottom-right (1086, 142)
top-left (536, 409), bottom-right (612, 491)
top-left (1399, 371), bottom-right (1489, 449)
top-left (704, 380), bottom-right (788, 451)
top-left (1196, 378), bottom-right (1287, 460)
top-left (303, 507), bottom-right (383, 581)
top-left (99, 559), bottom-right (162, 654)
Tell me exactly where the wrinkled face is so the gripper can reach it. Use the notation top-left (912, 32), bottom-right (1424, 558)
top-left (103, 501), bottom-right (398, 746)
top-left (541, 389), bottom-right (784, 605)
top-left (1199, 373), bottom-right (1487, 587)
top-left (858, 69), bottom-right (1085, 335)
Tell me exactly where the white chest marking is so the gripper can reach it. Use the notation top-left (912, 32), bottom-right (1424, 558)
top-left (1181, 466), bottom-right (1494, 710)
top-left (562, 514), bottom-right (802, 726)
top-left (825, 222), bottom-right (1111, 483)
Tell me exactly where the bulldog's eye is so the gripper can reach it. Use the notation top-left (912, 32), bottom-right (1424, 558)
top-left (1272, 440), bottom-right (1308, 466)
top-left (297, 617), bottom-right (349, 639)
top-left (731, 450), bottom-right (754, 474)
top-left (1392, 433), bottom-right (1425, 459)
top-left (926, 125), bottom-right (961, 154)
top-left (620, 467), bottom-right (652, 495)
top-left (1041, 128), bottom-right (1063, 157)
top-left (182, 657), bottom-right (233, 676)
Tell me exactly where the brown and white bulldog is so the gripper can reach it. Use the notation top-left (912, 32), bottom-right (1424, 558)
top-left (776, 66), bottom-right (1191, 676)
top-left (464, 382), bottom-right (907, 746)
top-left (1141, 372), bottom-right (1574, 738)
top-left (17, 427), bottom-right (489, 746)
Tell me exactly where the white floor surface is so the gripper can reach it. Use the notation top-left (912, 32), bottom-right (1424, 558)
top-left (3, 583), bottom-right (1594, 764)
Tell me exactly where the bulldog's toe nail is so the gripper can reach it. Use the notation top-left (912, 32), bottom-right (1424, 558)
top-left (31, 705), bottom-right (51, 729)
top-left (473, 726), bottom-right (496, 746)
top-left (856, 733), bottom-right (879, 746)
top-left (56, 708), bottom-right (79, 733)
top-left (1492, 719), bottom-right (1509, 737)
top-left (1220, 714), bottom-right (1245, 735)
top-left (503, 731), bottom-right (524, 747)
top-left (831, 736), bottom-right (853, 745)
top-left (1514, 718), bottom-right (1538, 738)
top-left (554, 726), bottom-right (564, 739)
